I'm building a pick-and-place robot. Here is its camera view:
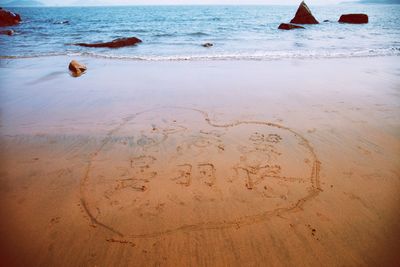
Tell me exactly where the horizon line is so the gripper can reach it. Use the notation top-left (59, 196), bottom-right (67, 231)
top-left (5, 2), bottom-right (372, 7)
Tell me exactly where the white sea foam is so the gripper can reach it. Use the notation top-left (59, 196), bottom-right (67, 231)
top-left (1, 48), bottom-right (399, 61)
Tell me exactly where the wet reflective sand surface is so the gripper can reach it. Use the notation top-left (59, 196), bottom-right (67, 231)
top-left (0, 56), bottom-right (399, 266)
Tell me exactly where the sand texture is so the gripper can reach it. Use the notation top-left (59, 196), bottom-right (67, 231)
top-left (0, 56), bottom-right (399, 266)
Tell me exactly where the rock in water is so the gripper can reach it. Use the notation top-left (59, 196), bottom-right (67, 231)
top-left (69, 60), bottom-right (87, 77)
top-left (339, 14), bottom-right (368, 24)
top-left (74, 37), bottom-right (142, 48)
top-left (0, 29), bottom-right (14, 35)
top-left (0, 8), bottom-right (21, 27)
top-left (278, 23), bottom-right (305, 30)
top-left (290, 1), bottom-right (319, 24)
top-left (202, 43), bottom-right (213, 48)
top-left (54, 20), bottom-right (69, 25)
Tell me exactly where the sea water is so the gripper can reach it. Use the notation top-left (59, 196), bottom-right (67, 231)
top-left (0, 4), bottom-right (399, 60)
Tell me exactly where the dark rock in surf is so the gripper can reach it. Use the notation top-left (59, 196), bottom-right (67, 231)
top-left (290, 1), bottom-right (319, 24)
top-left (0, 8), bottom-right (21, 27)
top-left (202, 43), bottom-right (213, 48)
top-left (74, 37), bottom-right (142, 48)
top-left (69, 60), bottom-right (87, 77)
top-left (54, 20), bottom-right (69, 25)
top-left (0, 29), bottom-right (14, 35)
top-left (338, 14), bottom-right (368, 24)
top-left (278, 23), bottom-right (305, 30)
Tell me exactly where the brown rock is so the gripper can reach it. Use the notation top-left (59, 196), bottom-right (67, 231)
top-left (290, 1), bottom-right (319, 24)
top-left (339, 14), bottom-right (368, 24)
top-left (0, 29), bottom-right (14, 35)
top-left (278, 23), bottom-right (305, 30)
top-left (0, 8), bottom-right (21, 27)
top-left (74, 37), bottom-right (142, 48)
top-left (68, 60), bottom-right (87, 77)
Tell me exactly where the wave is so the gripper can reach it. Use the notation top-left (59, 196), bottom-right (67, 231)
top-left (1, 48), bottom-right (399, 61)
top-left (153, 33), bottom-right (177, 37)
top-left (131, 29), bottom-right (148, 33)
top-left (186, 32), bottom-right (210, 37)
top-left (152, 32), bottom-right (210, 38)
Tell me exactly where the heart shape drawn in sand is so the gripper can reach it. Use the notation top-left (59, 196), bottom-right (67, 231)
top-left (80, 107), bottom-right (321, 241)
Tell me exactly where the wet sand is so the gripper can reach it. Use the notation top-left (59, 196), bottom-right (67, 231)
top-left (0, 56), bottom-right (399, 266)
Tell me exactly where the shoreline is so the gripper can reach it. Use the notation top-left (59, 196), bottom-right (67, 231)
top-left (1, 55), bottom-right (399, 136)
top-left (1, 51), bottom-right (400, 61)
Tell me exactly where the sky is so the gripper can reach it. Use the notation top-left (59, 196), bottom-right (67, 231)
top-left (38, 0), bottom-right (348, 6)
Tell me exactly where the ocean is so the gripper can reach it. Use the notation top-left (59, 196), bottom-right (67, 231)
top-left (0, 4), bottom-right (399, 60)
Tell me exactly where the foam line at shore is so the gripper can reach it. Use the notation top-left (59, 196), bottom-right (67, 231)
top-left (1, 47), bottom-right (399, 61)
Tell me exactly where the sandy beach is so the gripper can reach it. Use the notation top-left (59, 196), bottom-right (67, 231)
top-left (0, 56), bottom-right (399, 266)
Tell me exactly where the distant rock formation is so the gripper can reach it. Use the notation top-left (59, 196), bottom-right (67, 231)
top-left (358, 0), bottom-right (399, 3)
top-left (0, 8), bottom-right (21, 27)
top-left (202, 43), bottom-right (213, 48)
top-left (339, 14), bottom-right (369, 24)
top-left (74, 37), bottom-right (142, 48)
top-left (69, 60), bottom-right (87, 77)
top-left (278, 23), bottom-right (305, 30)
top-left (2, 0), bottom-right (44, 7)
top-left (290, 1), bottom-right (319, 24)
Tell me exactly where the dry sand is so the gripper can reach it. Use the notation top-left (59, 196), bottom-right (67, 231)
top-left (0, 56), bottom-right (399, 266)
